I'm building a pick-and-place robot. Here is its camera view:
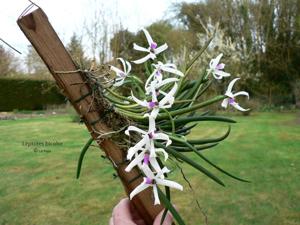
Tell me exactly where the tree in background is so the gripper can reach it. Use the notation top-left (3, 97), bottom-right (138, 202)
top-left (24, 33), bottom-right (90, 80)
top-left (67, 33), bottom-right (90, 68)
top-left (110, 29), bottom-right (136, 60)
top-left (0, 45), bottom-right (19, 77)
top-left (175, 0), bottom-right (300, 107)
top-left (83, 0), bottom-right (121, 65)
top-left (25, 45), bottom-right (51, 79)
top-left (253, 0), bottom-right (300, 107)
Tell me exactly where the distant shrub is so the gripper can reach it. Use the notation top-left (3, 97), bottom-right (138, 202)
top-left (65, 103), bottom-right (81, 123)
top-left (0, 78), bottom-right (65, 111)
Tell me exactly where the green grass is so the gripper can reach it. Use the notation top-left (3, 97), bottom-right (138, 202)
top-left (0, 112), bottom-right (299, 225)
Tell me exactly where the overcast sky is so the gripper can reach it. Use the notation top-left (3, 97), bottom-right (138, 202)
top-left (0, 0), bottom-right (196, 57)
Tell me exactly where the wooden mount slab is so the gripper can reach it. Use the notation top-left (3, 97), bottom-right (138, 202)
top-left (17, 7), bottom-right (162, 224)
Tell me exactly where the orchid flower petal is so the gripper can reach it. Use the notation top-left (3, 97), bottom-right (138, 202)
top-left (157, 78), bottom-right (179, 88)
top-left (214, 70), bottom-right (230, 79)
top-left (133, 43), bottom-right (149, 52)
top-left (154, 43), bottom-right (168, 54)
top-left (150, 82), bottom-right (158, 103)
top-left (155, 148), bottom-right (169, 161)
top-left (110, 66), bottom-right (123, 74)
top-left (156, 167), bottom-right (170, 177)
top-left (153, 185), bottom-right (160, 205)
top-left (127, 139), bottom-right (146, 159)
top-left (145, 77), bottom-right (178, 95)
top-left (130, 180), bottom-right (150, 200)
top-left (131, 92), bottom-right (148, 107)
top-left (162, 62), bottom-right (176, 68)
top-left (149, 157), bottom-right (164, 174)
top-left (159, 83), bottom-right (177, 107)
top-left (149, 141), bottom-right (157, 158)
top-left (154, 133), bottom-right (172, 146)
top-left (145, 72), bottom-right (156, 92)
top-left (216, 63), bottom-right (225, 70)
top-left (125, 126), bottom-right (147, 136)
top-left (156, 179), bottom-right (183, 191)
top-left (150, 108), bottom-right (160, 119)
top-left (210, 53), bottom-right (223, 69)
top-left (142, 164), bottom-right (155, 178)
top-left (125, 60), bottom-right (132, 74)
top-left (117, 58), bottom-right (126, 72)
top-left (231, 102), bottom-right (249, 111)
top-left (161, 66), bottom-right (184, 77)
top-left (142, 28), bottom-right (154, 47)
top-left (132, 54), bottom-right (155, 64)
top-left (148, 115), bottom-right (156, 132)
top-left (212, 73), bottom-right (222, 80)
top-left (221, 98), bottom-right (229, 108)
top-left (233, 91), bottom-right (249, 99)
top-left (125, 151), bottom-right (145, 172)
top-left (226, 78), bottom-right (240, 93)
top-left (113, 80), bottom-right (125, 87)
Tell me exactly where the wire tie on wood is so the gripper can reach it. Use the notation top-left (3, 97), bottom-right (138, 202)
top-left (89, 104), bottom-right (115, 126)
top-left (96, 125), bottom-right (127, 140)
top-left (73, 90), bottom-right (93, 103)
top-left (128, 173), bottom-right (143, 184)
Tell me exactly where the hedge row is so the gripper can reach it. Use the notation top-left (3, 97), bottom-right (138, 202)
top-left (0, 78), bottom-right (65, 111)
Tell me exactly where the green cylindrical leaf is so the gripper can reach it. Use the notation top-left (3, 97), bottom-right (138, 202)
top-left (76, 137), bottom-right (94, 179)
top-left (157, 187), bottom-right (186, 225)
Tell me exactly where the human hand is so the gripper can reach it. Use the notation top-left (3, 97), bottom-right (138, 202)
top-left (109, 198), bottom-right (173, 225)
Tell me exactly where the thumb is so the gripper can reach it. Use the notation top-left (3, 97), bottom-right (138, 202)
top-left (153, 209), bottom-right (173, 225)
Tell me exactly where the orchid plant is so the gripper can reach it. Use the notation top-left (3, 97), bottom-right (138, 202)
top-left (77, 28), bottom-right (250, 225)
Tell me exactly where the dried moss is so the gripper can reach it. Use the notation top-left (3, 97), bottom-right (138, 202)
top-left (78, 67), bottom-right (131, 146)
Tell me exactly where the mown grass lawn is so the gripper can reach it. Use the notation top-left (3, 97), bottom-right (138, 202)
top-left (0, 112), bottom-right (299, 225)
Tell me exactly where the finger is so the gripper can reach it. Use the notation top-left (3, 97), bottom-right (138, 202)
top-left (109, 217), bottom-right (114, 225)
top-left (153, 209), bottom-right (173, 225)
top-left (129, 201), bottom-right (142, 221)
top-left (112, 198), bottom-right (136, 225)
top-left (128, 200), bottom-right (147, 225)
top-left (133, 218), bottom-right (147, 225)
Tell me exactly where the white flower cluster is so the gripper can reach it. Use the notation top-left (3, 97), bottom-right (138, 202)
top-left (111, 28), bottom-right (184, 205)
top-left (110, 28), bottom-right (249, 205)
top-left (128, 28), bottom-right (184, 205)
top-left (208, 53), bottom-right (250, 111)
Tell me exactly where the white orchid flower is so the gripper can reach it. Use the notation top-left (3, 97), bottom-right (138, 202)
top-left (125, 115), bottom-right (171, 159)
top-left (132, 28), bottom-right (168, 64)
top-left (130, 165), bottom-right (183, 205)
top-left (221, 78), bottom-right (250, 111)
top-left (125, 146), bottom-right (168, 173)
top-left (145, 61), bottom-right (183, 93)
top-left (132, 82), bottom-right (178, 118)
top-left (110, 58), bottom-right (132, 87)
top-left (208, 53), bottom-right (230, 80)
top-left (145, 77), bottom-right (179, 95)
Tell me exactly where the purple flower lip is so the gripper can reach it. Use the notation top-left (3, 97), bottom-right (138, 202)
top-left (148, 101), bottom-right (158, 109)
top-left (148, 132), bottom-right (154, 139)
top-left (150, 42), bottom-right (157, 49)
top-left (143, 154), bottom-right (150, 165)
top-left (228, 98), bottom-right (235, 104)
top-left (120, 72), bottom-right (126, 77)
top-left (216, 63), bottom-right (225, 70)
top-left (155, 70), bottom-right (162, 76)
top-left (145, 177), bottom-right (153, 184)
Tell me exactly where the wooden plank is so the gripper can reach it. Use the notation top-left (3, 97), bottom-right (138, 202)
top-left (17, 7), bottom-right (162, 224)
